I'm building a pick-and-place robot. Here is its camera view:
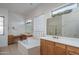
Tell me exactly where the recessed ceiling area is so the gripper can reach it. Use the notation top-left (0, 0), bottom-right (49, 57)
top-left (0, 3), bottom-right (64, 18)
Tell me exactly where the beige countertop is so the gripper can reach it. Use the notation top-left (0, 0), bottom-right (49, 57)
top-left (40, 35), bottom-right (79, 48)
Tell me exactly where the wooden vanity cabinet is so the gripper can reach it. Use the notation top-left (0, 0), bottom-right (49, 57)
top-left (40, 39), bottom-right (48, 55)
top-left (54, 43), bottom-right (66, 55)
top-left (8, 35), bottom-right (16, 44)
top-left (46, 40), bottom-right (55, 55)
top-left (66, 46), bottom-right (79, 55)
top-left (40, 39), bottom-right (55, 55)
top-left (40, 39), bottom-right (79, 55)
top-left (40, 39), bottom-right (66, 55)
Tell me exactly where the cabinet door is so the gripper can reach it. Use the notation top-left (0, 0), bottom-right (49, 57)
top-left (46, 40), bottom-right (55, 55)
top-left (54, 43), bottom-right (66, 55)
top-left (67, 46), bottom-right (79, 55)
top-left (40, 39), bottom-right (48, 55)
top-left (67, 51), bottom-right (78, 55)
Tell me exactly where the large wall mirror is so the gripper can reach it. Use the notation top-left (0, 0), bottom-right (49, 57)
top-left (25, 19), bottom-right (33, 34)
top-left (47, 3), bottom-right (79, 38)
top-left (47, 15), bottom-right (62, 36)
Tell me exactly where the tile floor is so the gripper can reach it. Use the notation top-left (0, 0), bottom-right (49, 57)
top-left (0, 44), bottom-right (23, 55)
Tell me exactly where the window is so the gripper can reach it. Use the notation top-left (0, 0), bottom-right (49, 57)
top-left (0, 16), bottom-right (4, 35)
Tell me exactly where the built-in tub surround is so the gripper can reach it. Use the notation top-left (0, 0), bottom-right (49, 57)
top-left (18, 37), bottom-right (40, 55)
top-left (41, 35), bottom-right (79, 48)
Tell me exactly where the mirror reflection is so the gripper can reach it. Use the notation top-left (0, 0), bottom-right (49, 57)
top-left (25, 19), bottom-right (33, 34)
top-left (47, 3), bottom-right (79, 38)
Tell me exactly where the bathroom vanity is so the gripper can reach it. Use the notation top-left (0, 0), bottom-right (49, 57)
top-left (40, 36), bottom-right (79, 55)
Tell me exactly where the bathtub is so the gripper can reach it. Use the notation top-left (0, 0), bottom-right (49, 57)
top-left (18, 38), bottom-right (40, 55)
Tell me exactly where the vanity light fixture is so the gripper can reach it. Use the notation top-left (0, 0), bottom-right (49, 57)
top-left (51, 3), bottom-right (77, 17)
top-left (26, 20), bottom-right (32, 24)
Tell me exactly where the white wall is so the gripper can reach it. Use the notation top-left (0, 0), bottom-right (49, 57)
top-left (8, 12), bottom-right (25, 35)
top-left (33, 15), bottom-right (46, 38)
top-left (0, 8), bottom-right (8, 47)
top-left (33, 11), bottom-right (52, 38)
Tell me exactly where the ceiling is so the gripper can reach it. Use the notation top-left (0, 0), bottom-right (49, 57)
top-left (0, 3), bottom-right (40, 16)
top-left (0, 3), bottom-right (64, 17)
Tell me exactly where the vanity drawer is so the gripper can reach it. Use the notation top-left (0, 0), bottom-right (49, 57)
top-left (45, 40), bottom-right (55, 45)
top-left (55, 43), bottom-right (66, 49)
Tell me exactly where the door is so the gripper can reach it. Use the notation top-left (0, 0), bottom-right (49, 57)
top-left (40, 39), bottom-right (48, 55)
top-left (54, 43), bottom-right (66, 55)
top-left (66, 46), bottom-right (79, 55)
top-left (40, 39), bottom-right (55, 55)
top-left (46, 40), bottom-right (55, 55)
top-left (67, 51), bottom-right (78, 55)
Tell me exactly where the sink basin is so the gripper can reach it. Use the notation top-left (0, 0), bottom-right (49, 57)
top-left (44, 35), bottom-right (59, 39)
top-left (53, 36), bottom-right (59, 39)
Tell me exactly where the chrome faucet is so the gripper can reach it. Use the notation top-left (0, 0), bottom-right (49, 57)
top-left (53, 25), bottom-right (58, 39)
top-left (55, 25), bottom-right (57, 35)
